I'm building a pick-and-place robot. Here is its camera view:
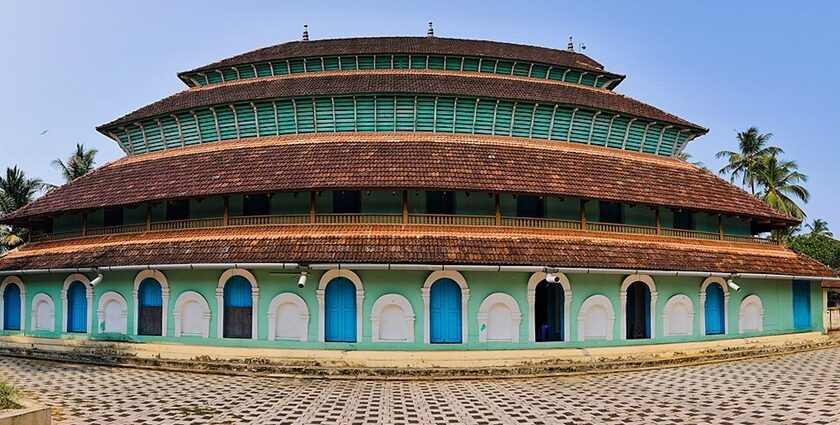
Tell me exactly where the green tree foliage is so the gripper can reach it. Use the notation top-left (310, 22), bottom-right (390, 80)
top-left (805, 218), bottom-right (832, 237)
top-left (0, 166), bottom-right (47, 252)
top-left (789, 233), bottom-right (840, 270)
top-left (52, 143), bottom-right (98, 183)
top-left (755, 153), bottom-right (809, 220)
top-left (716, 127), bottom-right (783, 195)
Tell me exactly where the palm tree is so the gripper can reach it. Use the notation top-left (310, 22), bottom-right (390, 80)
top-left (716, 127), bottom-right (783, 194)
top-left (805, 219), bottom-right (832, 237)
top-left (52, 143), bottom-right (98, 183)
top-left (0, 166), bottom-right (47, 252)
top-left (755, 153), bottom-right (809, 219)
top-left (676, 151), bottom-right (706, 169)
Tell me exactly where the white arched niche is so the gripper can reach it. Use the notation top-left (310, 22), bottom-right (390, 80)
top-left (97, 291), bottom-right (128, 334)
top-left (267, 293), bottom-right (310, 342)
top-left (577, 294), bottom-right (616, 341)
top-left (662, 294), bottom-right (695, 337)
top-left (422, 270), bottom-right (469, 344)
top-left (370, 294), bottom-right (415, 342)
top-left (173, 291), bottom-right (211, 338)
top-left (133, 270), bottom-right (170, 336)
top-left (739, 294), bottom-right (764, 333)
top-left (31, 293), bottom-right (55, 332)
top-left (216, 269), bottom-right (259, 339)
top-left (477, 292), bottom-right (521, 343)
top-left (699, 276), bottom-right (730, 335)
top-left (527, 272), bottom-right (571, 342)
top-left (61, 273), bottom-right (93, 334)
top-left (0, 276), bottom-right (26, 331)
top-left (316, 269), bottom-right (364, 343)
top-left (620, 274), bottom-right (658, 340)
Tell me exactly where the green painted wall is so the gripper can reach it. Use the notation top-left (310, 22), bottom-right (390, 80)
top-left (455, 192), bottom-right (494, 216)
top-left (3, 269), bottom-right (822, 350)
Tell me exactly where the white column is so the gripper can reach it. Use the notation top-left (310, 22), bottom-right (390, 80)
top-left (86, 287), bottom-right (94, 334)
top-left (698, 291), bottom-right (706, 336)
top-left (619, 291), bottom-right (627, 340)
top-left (251, 289), bottom-right (259, 340)
top-left (461, 289), bottom-right (470, 343)
top-left (355, 290), bottom-right (365, 342)
top-left (724, 293), bottom-right (731, 335)
top-left (421, 288), bottom-right (431, 344)
top-left (61, 293), bottom-right (68, 333)
top-left (564, 290), bottom-right (572, 342)
top-left (215, 287), bottom-right (224, 338)
top-left (316, 289), bottom-right (325, 342)
top-left (527, 289), bottom-right (536, 342)
top-left (19, 289), bottom-right (26, 332)
top-left (161, 289), bottom-right (170, 337)
top-left (132, 289), bottom-right (139, 335)
top-left (650, 292), bottom-right (658, 338)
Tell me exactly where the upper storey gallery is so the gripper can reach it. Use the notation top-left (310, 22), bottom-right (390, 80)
top-left (97, 35), bottom-right (707, 157)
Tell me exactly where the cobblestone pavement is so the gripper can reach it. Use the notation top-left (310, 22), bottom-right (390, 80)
top-left (3, 348), bottom-right (840, 424)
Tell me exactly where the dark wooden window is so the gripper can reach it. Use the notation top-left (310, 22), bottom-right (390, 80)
top-left (333, 191), bottom-right (361, 214)
top-left (104, 207), bottom-right (124, 227)
top-left (516, 195), bottom-right (544, 218)
top-left (166, 200), bottom-right (190, 221)
top-left (599, 201), bottom-right (622, 223)
top-left (243, 194), bottom-right (271, 216)
top-left (426, 191), bottom-right (455, 214)
top-left (673, 210), bottom-right (694, 230)
top-left (138, 306), bottom-right (162, 336)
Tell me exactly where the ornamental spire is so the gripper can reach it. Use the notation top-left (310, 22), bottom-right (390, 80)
top-left (302, 24), bottom-right (310, 41)
top-left (427, 22), bottom-right (434, 37)
top-left (567, 36), bottom-right (574, 52)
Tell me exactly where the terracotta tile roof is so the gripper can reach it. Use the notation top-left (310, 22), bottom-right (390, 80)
top-left (0, 134), bottom-right (793, 224)
top-left (0, 225), bottom-right (834, 279)
top-left (98, 72), bottom-right (704, 131)
top-left (180, 36), bottom-right (613, 76)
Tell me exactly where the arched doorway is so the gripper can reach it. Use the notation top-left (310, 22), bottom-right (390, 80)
top-left (138, 278), bottom-right (163, 336)
top-left (67, 281), bottom-right (88, 333)
top-left (535, 280), bottom-right (564, 341)
top-left (223, 276), bottom-right (253, 339)
top-left (324, 277), bottom-right (357, 342)
top-left (2, 283), bottom-right (21, 331)
top-left (430, 278), bottom-right (462, 343)
top-left (704, 282), bottom-right (725, 335)
top-left (625, 281), bottom-right (651, 339)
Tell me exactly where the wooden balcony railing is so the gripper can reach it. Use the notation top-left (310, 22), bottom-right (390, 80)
top-left (661, 228), bottom-right (722, 241)
top-left (409, 214), bottom-right (496, 226)
top-left (586, 222), bottom-right (658, 235)
top-left (29, 213), bottom-right (780, 246)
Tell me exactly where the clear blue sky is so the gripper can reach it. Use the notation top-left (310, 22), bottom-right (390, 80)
top-left (1, 1), bottom-right (837, 228)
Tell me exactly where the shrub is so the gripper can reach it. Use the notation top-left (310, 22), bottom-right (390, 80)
top-left (0, 381), bottom-right (21, 410)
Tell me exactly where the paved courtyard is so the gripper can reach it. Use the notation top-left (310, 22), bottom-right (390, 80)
top-left (3, 348), bottom-right (840, 424)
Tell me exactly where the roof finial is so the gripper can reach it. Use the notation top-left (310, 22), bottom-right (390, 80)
top-left (567, 36), bottom-right (574, 52)
top-left (302, 24), bottom-right (310, 41)
top-left (427, 22), bottom-right (434, 37)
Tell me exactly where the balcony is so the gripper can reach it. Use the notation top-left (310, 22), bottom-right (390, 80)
top-left (31, 213), bottom-right (778, 246)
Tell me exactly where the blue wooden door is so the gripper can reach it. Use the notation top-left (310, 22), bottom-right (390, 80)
top-left (67, 281), bottom-right (87, 333)
top-left (793, 280), bottom-right (811, 330)
top-left (430, 279), bottom-right (462, 343)
top-left (223, 276), bottom-right (253, 338)
top-left (705, 283), bottom-right (725, 335)
top-left (325, 278), bottom-right (356, 342)
top-left (3, 284), bottom-right (21, 331)
top-left (138, 278), bottom-right (163, 336)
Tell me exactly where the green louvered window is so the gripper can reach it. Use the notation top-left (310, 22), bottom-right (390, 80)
top-left (109, 94), bottom-right (696, 157)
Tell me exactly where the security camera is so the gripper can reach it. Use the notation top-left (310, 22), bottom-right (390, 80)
top-left (727, 278), bottom-right (741, 292)
top-left (545, 273), bottom-right (562, 284)
top-left (297, 272), bottom-right (308, 289)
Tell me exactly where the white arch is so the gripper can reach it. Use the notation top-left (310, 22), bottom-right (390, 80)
top-left (739, 294), bottom-right (764, 333)
top-left (577, 294), bottom-right (615, 341)
top-left (31, 293), bottom-right (55, 332)
top-left (620, 274), bottom-right (658, 340)
top-left (216, 269), bottom-right (259, 339)
top-left (422, 270), bottom-right (470, 344)
top-left (699, 276), bottom-right (730, 335)
top-left (97, 291), bottom-right (128, 334)
top-left (267, 293), bottom-right (309, 342)
top-left (173, 291), bottom-right (211, 338)
top-left (370, 294), bottom-right (416, 343)
top-left (0, 276), bottom-right (26, 331)
top-left (133, 270), bottom-right (170, 336)
top-left (662, 294), bottom-right (695, 337)
top-left (477, 292), bottom-right (522, 343)
top-left (317, 269), bottom-right (364, 342)
top-left (62, 274), bottom-right (93, 333)
top-left (527, 272), bottom-right (571, 342)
